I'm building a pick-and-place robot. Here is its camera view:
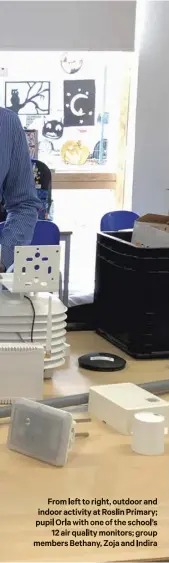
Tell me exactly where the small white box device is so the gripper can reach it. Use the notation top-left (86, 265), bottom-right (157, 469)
top-left (88, 382), bottom-right (169, 435)
top-left (7, 398), bottom-right (76, 466)
top-left (0, 343), bottom-right (44, 404)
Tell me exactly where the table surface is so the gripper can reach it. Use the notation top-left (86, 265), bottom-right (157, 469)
top-left (0, 331), bottom-right (169, 562)
top-left (60, 230), bottom-right (73, 236)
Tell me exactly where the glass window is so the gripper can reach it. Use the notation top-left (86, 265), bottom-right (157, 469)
top-left (0, 51), bottom-right (132, 174)
top-left (0, 50), bottom-right (132, 296)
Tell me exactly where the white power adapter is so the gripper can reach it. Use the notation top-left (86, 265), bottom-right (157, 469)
top-left (88, 382), bottom-right (169, 435)
top-left (7, 398), bottom-right (76, 466)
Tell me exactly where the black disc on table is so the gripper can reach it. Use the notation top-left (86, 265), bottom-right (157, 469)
top-left (78, 353), bottom-right (126, 372)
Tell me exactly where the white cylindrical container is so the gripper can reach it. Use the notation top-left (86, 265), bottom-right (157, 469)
top-left (131, 411), bottom-right (165, 455)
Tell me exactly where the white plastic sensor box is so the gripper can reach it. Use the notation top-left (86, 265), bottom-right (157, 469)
top-left (7, 398), bottom-right (76, 466)
top-left (88, 382), bottom-right (169, 435)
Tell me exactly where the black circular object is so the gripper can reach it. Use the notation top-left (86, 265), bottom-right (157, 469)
top-left (78, 353), bottom-right (126, 372)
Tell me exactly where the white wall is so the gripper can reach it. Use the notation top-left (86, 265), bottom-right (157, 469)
top-left (0, 1), bottom-right (136, 51)
top-left (132, 1), bottom-right (169, 215)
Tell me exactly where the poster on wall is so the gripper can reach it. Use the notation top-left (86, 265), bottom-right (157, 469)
top-left (42, 119), bottom-right (64, 142)
top-left (39, 115), bottom-right (64, 155)
top-left (61, 140), bottom-right (89, 166)
top-left (61, 52), bottom-right (83, 74)
top-left (64, 80), bottom-right (95, 127)
top-left (5, 82), bottom-right (50, 115)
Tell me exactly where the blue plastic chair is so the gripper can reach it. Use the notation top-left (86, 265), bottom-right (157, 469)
top-left (31, 220), bottom-right (60, 245)
top-left (100, 210), bottom-right (139, 231)
top-left (0, 220), bottom-right (60, 246)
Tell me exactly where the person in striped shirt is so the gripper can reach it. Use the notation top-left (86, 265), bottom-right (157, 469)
top-left (0, 107), bottom-right (40, 272)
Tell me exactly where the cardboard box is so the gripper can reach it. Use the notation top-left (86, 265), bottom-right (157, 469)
top-left (131, 214), bottom-right (169, 248)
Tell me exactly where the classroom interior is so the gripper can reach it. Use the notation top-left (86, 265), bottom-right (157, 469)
top-left (0, 1), bottom-right (169, 562)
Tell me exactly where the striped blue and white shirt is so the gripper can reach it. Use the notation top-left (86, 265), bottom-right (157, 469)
top-left (0, 107), bottom-right (40, 269)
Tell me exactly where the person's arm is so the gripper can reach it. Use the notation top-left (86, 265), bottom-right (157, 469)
top-left (0, 115), bottom-right (40, 270)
